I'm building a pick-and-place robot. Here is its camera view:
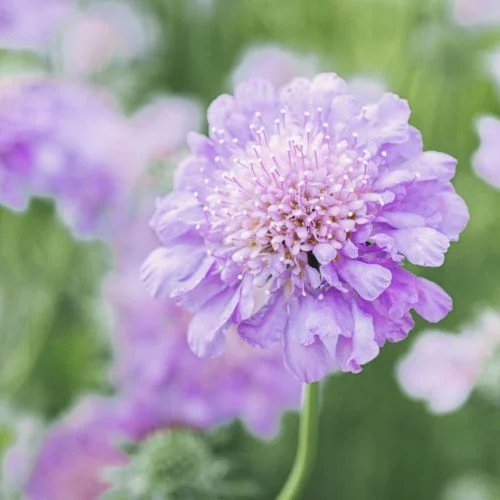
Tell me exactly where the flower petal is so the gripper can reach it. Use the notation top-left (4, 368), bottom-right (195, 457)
top-left (338, 260), bottom-right (392, 300)
top-left (283, 329), bottom-right (332, 383)
top-left (188, 286), bottom-right (241, 357)
top-left (414, 277), bottom-right (452, 323)
top-left (238, 291), bottom-right (287, 348)
top-left (392, 227), bottom-right (450, 267)
top-left (335, 303), bottom-right (379, 373)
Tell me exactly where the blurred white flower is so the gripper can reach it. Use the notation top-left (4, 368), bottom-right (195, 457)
top-left (396, 310), bottom-right (500, 414)
top-left (452, 0), bottom-right (500, 28)
top-left (53, 0), bottom-right (157, 79)
top-left (441, 474), bottom-right (500, 500)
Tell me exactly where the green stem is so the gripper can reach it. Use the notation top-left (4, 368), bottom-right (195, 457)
top-left (277, 381), bottom-right (321, 500)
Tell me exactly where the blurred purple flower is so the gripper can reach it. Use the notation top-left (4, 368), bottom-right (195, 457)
top-left (0, 78), bottom-right (144, 238)
top-left (396, 311), bottom-right (500, 414)
top-left (54, 0), bottom-right (157, 79)
top-left (230, 44), bottom-right (320, 89)
top-left (453, 0), bottom-right (500, 28)
top-left (0, 0), bottom-right (72, 52)
top-left (473, 116), bottom-right (500, 189)
top-left (142, 74), bottom-right (468, 383)
top-left (19, 395), bottom-right (158, 500)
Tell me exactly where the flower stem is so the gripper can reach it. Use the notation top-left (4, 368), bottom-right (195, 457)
top-left (277, 381), bottom-right (321, 500)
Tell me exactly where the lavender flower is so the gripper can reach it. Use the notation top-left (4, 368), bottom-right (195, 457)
top-left (472, 116), bottom-right (500, 189)
top-left (0, 0), bottom-right (71, 52)
top-left (19, 395), bottom-right (158, 500)
top-left (142, 74), bottom-right (468, 383)
top-left (396, 311), bottom-right (500, 414)
top-left (0, 79), bottom-right (142, 238)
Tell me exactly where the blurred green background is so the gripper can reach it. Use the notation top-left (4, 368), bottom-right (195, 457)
top-left (3, 0), bottom-right (500, 498)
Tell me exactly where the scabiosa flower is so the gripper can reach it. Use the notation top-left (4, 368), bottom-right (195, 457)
top-left (396, 310), bottom-right (500, 414)
top-left (472, 116), bottom-right (500, 189)
top-left (0, 78), bottom-right (142, 238)
top-left (16, 395), bottom-right (159, 500)
top-left (142, 74), bottom-right (468, 383)
top-left (0, 0), bottom-right (72, 52)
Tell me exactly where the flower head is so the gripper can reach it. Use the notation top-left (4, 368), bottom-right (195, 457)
top-left (142, 74), bottom-right (468, 382)
top-left (396, 310), bottom-right (500, 414)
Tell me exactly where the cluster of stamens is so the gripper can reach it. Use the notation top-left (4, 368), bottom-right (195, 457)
top-left (195, 107), bottom-right (387, 287)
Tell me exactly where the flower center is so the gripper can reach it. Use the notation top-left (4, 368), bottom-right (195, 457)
top-left (201, 108), bottom-right (385, 286)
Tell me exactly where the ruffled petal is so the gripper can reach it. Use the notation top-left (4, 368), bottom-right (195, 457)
top-left (313, 242), bottom-right (338, 265)
top-left (338, 260), bottom-right (392, 300)
top-left (151, 192), bottom-right (204, 244)
top-left (283, 328), bottom-right (332, 383)
top-left (141, 242), bottom-right (207, 298)
top-left (360, 93), bottom-right (410, 145)
top-left (414, 276), bottom-right (452, 323)
top-left (238, 291), bottom-right (287, 348)
top-left (335, 302), bottom-right (379, 373)
top-left (187, 286), bottom-right (241, 357)
top-left (392, 227), bottom-right (450, 267)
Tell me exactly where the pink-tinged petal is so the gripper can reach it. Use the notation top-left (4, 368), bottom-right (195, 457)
top-left (338, 260), bottom-right (392, 301)
top-left (379, 211), bottom-right (427, 229)
top-left (289, 294), bottom-right (351, 345)
top-left (375, 169), bottom-right (416, 190)
top-left (238, 291), bottom-right (287, 348)
top-left (234, 274), bottom-right (255, 321)
top-left (283, 329), bottom-right (332, 383)
top-left (399, 151), bottom-right (457, 181)
top-left (170, 255), bottom-right (215, 298)
top-left (361, 93), bottom-right (411, 145)
top-left (151, 192), bottom-right (204, 244)
top-left (279, 77), bottom-right (312, 117)
top-left (234, 79), bottom-right (276, 115)
top-left (313, 242), bottom-right (338, 265)
top-left (414, 277), bottom-right (452, 323)
top-left (188, 287), bottom-right (241, 357)
top-left (207, 94), bottom-right (237, 131)
top-left (392, 227), bottom-right (450, 267)
top-left (141, 243), bottom-right (206, 298)
top-left (173, 155), bottom-right (216, 196)
top-left (336, 302), bottom-right (379, 372)
top-left (320, 263), bottom-right (347, 291)
top-left (309, 73), bottom-right (349, 111)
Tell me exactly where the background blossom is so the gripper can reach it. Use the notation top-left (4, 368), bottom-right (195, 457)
top-left (396, 310), bottom-right (500, 414)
